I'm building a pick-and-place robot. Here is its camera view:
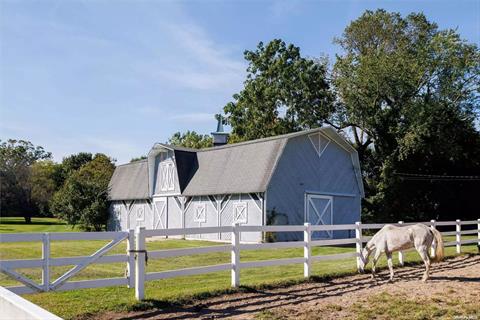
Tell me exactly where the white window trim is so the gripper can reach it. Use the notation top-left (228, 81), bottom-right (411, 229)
top-left (233, 202), bottom-right (248, 224)
top-left (160, 160), bottom-right (175, 191)
top-left (308, 133), bottom-right (331, 159)
top-left (194, 203), bottom-right (207, 223)
top-left (136, 206), bottom-right (145, 222)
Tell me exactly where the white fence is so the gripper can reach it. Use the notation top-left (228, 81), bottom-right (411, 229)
top-left (0, 231), bottom-right (134, 295)
top-left (0, 286), bottom-right (62, 320)
top-left (1, 219), bottom-right (479, 301)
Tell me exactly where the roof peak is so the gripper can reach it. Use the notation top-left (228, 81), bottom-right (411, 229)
top-left (199, 127), bottom-right (327, 152)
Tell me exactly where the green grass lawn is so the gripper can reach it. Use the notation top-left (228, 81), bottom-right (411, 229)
top-left (0, 217), bottom-right (81, 233)
top-left (0, 217), bottom-right (478, 319)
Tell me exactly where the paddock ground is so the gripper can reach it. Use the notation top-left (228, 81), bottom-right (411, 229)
top-left (94, 254), bottom-right (480, 320)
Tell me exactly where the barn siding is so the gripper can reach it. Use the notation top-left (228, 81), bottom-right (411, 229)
top-left (153, 150), bottom-right (181, 195)
top-left (167, 197), bottom-right (183, 229)
top-left (218, 194), bottom-right (263, 242)
top-left (266, 134), bottom-right (361, 241)
top-left (184, 196), bottom-right (219, 240)
top-left (108, 200), bottom-right (154, 231)
top-left (108, 194), bottom-right (263, 242)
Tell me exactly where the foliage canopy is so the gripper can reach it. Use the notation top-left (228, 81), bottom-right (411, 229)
top-left (168, 130), bottom-right (213, 149)
top-left (223, 39), bottom-right (335, 142)
top-left (50, 154), bottom-right (115, 231)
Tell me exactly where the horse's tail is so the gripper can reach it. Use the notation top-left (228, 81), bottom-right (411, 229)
top-left (431, 227), bottom-right (444, 263)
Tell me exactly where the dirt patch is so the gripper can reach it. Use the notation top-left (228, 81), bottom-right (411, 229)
top-left (95, 255), bottom-right (480, 319)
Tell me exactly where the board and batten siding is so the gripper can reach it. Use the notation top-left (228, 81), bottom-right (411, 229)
top-left (166, 196), bottom-right (183, 230)
top-left (108, 200), bottom-right (154, 231)
top-left (184, 196), bottom-right (218, 241)
top-left (219, 194), bottom-right (263, 242)
top-left (153, 150), bottom-right (181, 195)
top-left (266, 134), bottom-right (361, 241)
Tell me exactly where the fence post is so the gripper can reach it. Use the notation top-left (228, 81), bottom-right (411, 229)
top-left (304, 223), bottom-right (311, 278)
top-left (477, 219), bottom-right (480, 252)
top-left (231, 223), bottom-right (240, 288)
top-left (430, 220), bottom-right (436, 257)
top-left (126, 229), bottom-right (135, 288)
top-left (42, 233), bottom-right (50, 291)
top-left (398, 221), bottom-right (404, 266)
top-left (355, 222), bottom-right (363, 272)
top-left (456, 219), bottom-right (461, 254)
top-left (135, 226), bottom-right (146, 300)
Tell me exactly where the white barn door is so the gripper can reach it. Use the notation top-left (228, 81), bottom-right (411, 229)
top-left (306, 194), bottom-right (333, 239)
top-left (153, 198), bottom-right (167, 230)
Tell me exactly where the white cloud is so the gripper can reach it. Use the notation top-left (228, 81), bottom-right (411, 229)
top-left (140, 19), bottom-right (246, 92)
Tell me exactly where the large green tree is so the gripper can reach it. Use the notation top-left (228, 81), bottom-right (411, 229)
top-left (0, 139), bottom-right (52, 222)
top-left (59, 152), bottom-right (93, 182)
top-left (50, 154), bottom-right (115, 231)
top-left (29, 160), bottom-right (62, 216)
top-left (333, 10), bottom-right (480, 221)
top-left (223, 39), bottom-right (335, 141)
top-left (168, 131), bottom-right (213, 149)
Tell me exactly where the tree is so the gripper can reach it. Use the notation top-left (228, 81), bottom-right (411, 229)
top-left (50, 154), bottom-right (115, 231)
top-left (59, 152), bottom-right (93, 182)
top-left (0, 139), bottom-right (51, 222)
top-left (130, 156), bottom-right (147, 162)
top-left (168, 131), bottom-right (213, 149)
top-left (223, 39), bottom-right (335, 141)
top-left (333, 10), bottom-right (480, 221)
top-left (30, 160), bottom-right (61, 216)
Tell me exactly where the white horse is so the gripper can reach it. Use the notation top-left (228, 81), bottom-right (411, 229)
top-left (359, 223), bottom-right (444, 282)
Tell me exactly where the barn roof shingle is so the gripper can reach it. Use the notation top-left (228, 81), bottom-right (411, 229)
top-left (108, 127), bottom-right (364, 200)
top-left (108, 159), bottom-right (149, 200)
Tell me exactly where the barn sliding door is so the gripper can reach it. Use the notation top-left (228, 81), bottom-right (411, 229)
top-left (306, 194), bottom-right (333, 239)
top-left (153, 198), bottom-right (167, 230)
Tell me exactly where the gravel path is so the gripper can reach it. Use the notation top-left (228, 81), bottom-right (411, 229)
top-left (96, 254), bottom-right (480, 320)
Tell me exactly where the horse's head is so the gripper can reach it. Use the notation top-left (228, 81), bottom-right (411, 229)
top-left (358, 247), bottom-right (370, 273)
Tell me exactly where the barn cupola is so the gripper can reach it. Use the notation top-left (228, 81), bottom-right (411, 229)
top-left (211, 115), bottom-right (229, 147)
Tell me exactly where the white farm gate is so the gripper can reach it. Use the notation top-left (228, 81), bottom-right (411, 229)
top-left (0, 231), bottom-right (135, 294)
top-left (0, 219), bottom-right (479, 300)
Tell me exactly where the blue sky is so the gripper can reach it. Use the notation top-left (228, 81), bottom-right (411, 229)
top-left (1, 0), bottom-right (479, 164)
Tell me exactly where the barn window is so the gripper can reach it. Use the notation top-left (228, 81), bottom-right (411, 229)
top-left (160, 161), bottom-right (175, 191)
top-left (308, 133), bottom-right (331, 158)
top-left (233, 202), bottom-right (248, 224)
top-left (194, 203), bottom-right (207, 223)
top-left (136, 206), bottom-right (145, 221)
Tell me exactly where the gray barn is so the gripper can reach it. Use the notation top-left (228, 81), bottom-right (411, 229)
top-left (108, 127), bottom-right (364, 242)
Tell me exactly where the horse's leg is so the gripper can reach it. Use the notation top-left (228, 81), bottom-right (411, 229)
top-left (371, 250), bottom-right (382, 284)
top-left (417, 247), bottom-right (431, 282)
top-left (386, 252), bottom-right (394, 282)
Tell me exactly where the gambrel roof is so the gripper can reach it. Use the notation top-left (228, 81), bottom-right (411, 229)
top-left (108, 127), bottom-right (364, 200)
top-left (109, 159), bottom-right (149, 200)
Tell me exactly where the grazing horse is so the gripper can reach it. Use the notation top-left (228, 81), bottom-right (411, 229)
top-left (359, 223), bottom-right (444, 282)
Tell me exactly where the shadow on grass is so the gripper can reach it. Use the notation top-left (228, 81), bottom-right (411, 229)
top-left (0, 217), bottom-right (66, 226)
top-left (80, 253), bottom-right (479, 320)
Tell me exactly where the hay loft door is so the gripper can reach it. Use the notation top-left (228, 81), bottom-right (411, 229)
top-left (305, 194), bottom-right (333, 239)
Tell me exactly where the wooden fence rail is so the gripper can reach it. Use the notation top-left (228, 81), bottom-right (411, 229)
top-left (1, 219), bottom-right (479, 300)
